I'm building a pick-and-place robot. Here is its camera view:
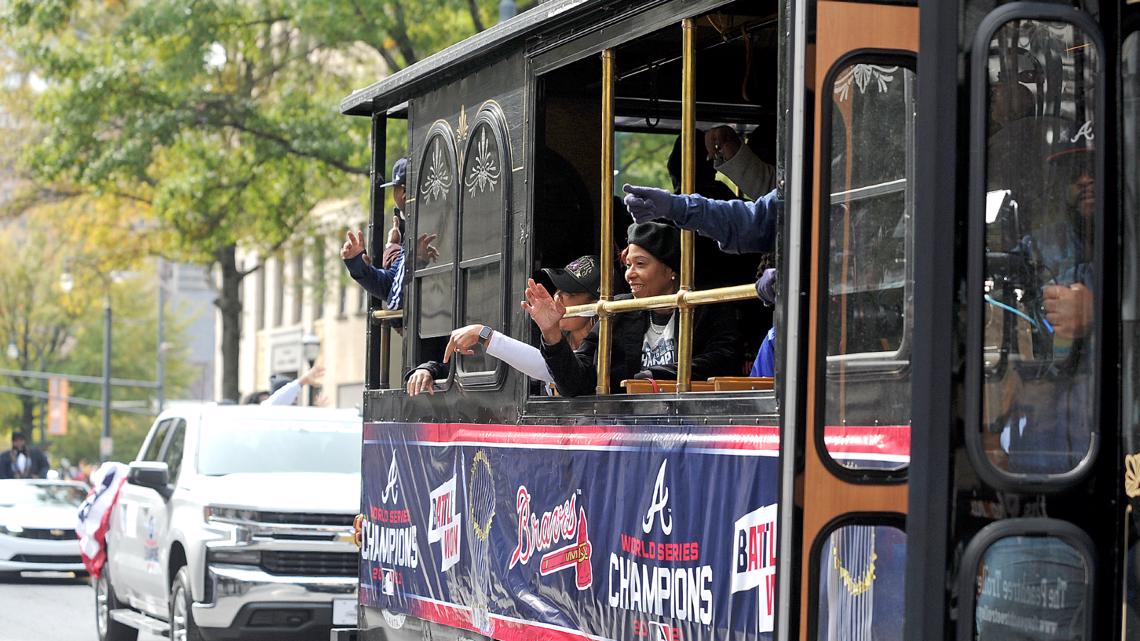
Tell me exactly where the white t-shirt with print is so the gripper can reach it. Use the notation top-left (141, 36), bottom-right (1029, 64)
top-left (641, 312), bottom-right (677, 369)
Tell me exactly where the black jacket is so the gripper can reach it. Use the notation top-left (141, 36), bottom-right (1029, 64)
top-left (540, 295), bottom-right (742, 396)
top-left (0, 447), bottom-right (50, 479)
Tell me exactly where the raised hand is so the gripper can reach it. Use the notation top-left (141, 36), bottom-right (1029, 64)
top-left (415, 233), bottom-right (440, 268)
top-left (341, 230), bottom-right (366, 260)
top-left (704, 126), bottom-right (742, 164)
top-left (622, 184), bottom-right (677, 224)
top-left (387, 214), bottom-right (402, 245)
top-left (298, 364), bottom-right (325, 387)
top-left (521, 278), bottom-right (566, 345)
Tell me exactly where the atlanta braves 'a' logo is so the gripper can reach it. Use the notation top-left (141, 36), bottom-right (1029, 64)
top-left (381, 451), bottom-right (400, 504)
top-left (642, 460), bottom-right (673, 536)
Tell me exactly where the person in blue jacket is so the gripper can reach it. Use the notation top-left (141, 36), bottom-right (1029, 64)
top-left (341, 157), bottom-right (439, 315)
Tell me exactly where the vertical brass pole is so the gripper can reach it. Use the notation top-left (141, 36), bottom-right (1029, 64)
top-left (379, 322), bottom-right (392, 389)
top-left (676, 19), bottom-right (696, 392)
top-left (597, 49), bottom-right (616, 395)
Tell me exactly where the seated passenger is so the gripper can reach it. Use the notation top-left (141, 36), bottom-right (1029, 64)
top-left (405, 256), bottom-right (602, 396)
top-left (526, 222), bottom-right (742, 396)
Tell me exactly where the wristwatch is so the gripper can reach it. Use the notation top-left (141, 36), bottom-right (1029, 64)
top-left (478, 325), bottom-right (494, 346)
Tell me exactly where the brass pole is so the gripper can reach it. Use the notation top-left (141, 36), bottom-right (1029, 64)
top-left (597, 49), bottom-right (616, 395)
top-left (676, 19), bottom-right (697, 392)
top-left (379, 322), bottom-right (392, 389)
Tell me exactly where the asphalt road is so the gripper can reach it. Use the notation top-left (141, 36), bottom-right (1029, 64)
top-left (0, 572), bottom-right (162, 641)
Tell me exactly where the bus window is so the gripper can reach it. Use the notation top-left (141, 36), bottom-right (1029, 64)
top-left (820, 56), bottom-right (916, 473)
top-left (814, 522), bottom-right (906, 641)
top-left (458, 111), bottom-right (510, 377)
top-left (965, 527), bottom-right (1093, 641)
top-left (977, 19), bottom-right (1101, 478)
top-left (413, 126), bottom-right (459, 360)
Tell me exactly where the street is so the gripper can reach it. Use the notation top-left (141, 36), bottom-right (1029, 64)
top-left (0, 573), bottom-right (162, 641)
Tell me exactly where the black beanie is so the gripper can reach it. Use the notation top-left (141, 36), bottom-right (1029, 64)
top-left (626, 221), bottom-right (680, 272)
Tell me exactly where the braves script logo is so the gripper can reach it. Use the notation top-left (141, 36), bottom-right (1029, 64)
top-left (642, 460), bottom-right (673, 535)
top-left (427, 474), bottom-right (461, 573)
top-left (381, 450), bottom-right (400, 504)
top-left (509, 486), bottom-right (593, 589)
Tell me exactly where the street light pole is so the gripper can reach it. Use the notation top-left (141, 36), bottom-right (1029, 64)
top-left (157, 259), bottom-right (167, 413)
top-left (101, 290), bottom-right (113, 461)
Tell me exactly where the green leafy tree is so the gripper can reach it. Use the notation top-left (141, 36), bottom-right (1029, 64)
top-left (3, 0), bottom-right (505, 400)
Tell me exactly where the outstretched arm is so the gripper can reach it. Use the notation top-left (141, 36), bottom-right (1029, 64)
top-left (622, 184), bottom-right (779, 254)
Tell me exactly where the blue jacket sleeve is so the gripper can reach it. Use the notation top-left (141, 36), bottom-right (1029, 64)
top-left (669, 189), bottom-right (780, 254)
top-left (343, 252), bottom-right (398, 300)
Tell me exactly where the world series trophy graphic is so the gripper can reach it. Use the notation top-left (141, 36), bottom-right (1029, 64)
top-left (468, 450), bottom-right (496, 635)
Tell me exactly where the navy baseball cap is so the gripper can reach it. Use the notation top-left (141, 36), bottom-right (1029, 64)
top-left (380, 157), bottom-right (408, 189)
top-left (540, 255), bottom-right (601, 300)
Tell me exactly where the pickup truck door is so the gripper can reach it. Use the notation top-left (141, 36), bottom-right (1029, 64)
top-left (108, 418), bottom-right (172, 609)
top-left (131, 418), bottom-right (187, 617)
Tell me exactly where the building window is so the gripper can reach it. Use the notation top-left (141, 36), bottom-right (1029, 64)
top-left (274, 255), bottom-right (285, 327)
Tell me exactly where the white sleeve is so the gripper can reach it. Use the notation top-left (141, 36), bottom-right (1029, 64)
top-left (485, 332), bottom-right (555, 383)
top-left (714, 144), bottom-right (775, 200)
top-left (262, 380), bottom-right (302, 406)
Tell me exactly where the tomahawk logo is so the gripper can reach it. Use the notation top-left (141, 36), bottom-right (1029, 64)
top-left (381, 451), bottom-right (400, 504)
top-left (642, 460), bottom-right (673, 535)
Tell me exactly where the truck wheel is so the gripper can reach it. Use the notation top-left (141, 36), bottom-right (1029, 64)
top-left (169, 566), bottom-right (204, 641)
top-left (95, 568), bottom-right (138, 641)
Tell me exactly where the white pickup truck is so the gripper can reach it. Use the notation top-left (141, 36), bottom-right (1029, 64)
top-left (95, 405), bottom-right (362, 641)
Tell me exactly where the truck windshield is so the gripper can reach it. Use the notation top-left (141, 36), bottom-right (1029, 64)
top-left (197, 418), bottom-right (361, 475)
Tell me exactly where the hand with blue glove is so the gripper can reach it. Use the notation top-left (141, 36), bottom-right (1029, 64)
top-left (622, 183), bottom-right (678, 224)
top-left (755, 268), bottom-right (777, 306)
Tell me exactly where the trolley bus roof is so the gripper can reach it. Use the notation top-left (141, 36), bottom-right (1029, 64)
top-left (340, 0), bottom-right (600, 116)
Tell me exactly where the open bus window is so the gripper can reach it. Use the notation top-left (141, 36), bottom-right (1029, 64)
top-left (820, 56), bottom-right (915, 473)
top-left (976, 17), bottom-right (1101, 478)
top-left (814, 523), bottom-right (906, 641)
top-left (527, 14), bottom-right (778, 398)
top-left (457, 110), bottom-right (510, 379)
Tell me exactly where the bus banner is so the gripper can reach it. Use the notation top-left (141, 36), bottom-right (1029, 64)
top-left (358, 421), bottom-right (904, 641)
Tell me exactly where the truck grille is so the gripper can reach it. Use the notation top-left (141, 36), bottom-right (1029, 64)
top-left (14, 528), bottom-right (74, 541)
top-left (10, 554), bottom-right (83, 564)
top-left (260, 551), bottom-right (357, 577)
top-left (255, 512), bottom-right (355, 527)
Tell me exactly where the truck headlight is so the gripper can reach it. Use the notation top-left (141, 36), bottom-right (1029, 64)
top-left (204, 506), bottom-right (257, 523)
top-left (0, 524), bottom-right (24, 536)
top-left (208, 549), bottom-right (261, 565)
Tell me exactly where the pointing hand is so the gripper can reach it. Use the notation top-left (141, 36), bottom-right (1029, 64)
top-left (622, 184), bottom-right (677, 224)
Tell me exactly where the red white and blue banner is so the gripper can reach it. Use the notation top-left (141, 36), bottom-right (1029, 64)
top-left (358, 422), bottom-right (909, 641)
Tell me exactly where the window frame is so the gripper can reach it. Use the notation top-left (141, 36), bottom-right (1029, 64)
top-left (957, 517), bottom-right (1096, 641)
top-left (456, 101), bottom-right (513, 389)
top-left (814, 49), bottom-right (917, 484)
top-left (964, 3), bottom-right (1106, 493)
top-left (807, 512), bottom-right (907, 641)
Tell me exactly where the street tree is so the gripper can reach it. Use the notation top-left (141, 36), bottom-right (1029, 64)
top-left (2, 0), bottom-right (503, 400)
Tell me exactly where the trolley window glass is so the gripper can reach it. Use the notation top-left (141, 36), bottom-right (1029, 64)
top-left (414, 126), bottom-right (460, 343)
top-left (818, 53), bottom-right (916, 474)
top-left (458, 108), bottom-right (511, 379)
top-left (968, 11), bottom-right (1104, 485)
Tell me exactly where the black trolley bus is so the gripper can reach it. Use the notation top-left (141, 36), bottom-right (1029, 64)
top-left (340, 0), bottom-right (1140, 639)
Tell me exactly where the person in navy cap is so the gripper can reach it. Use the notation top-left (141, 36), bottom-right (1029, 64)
top-left (340, 157), bottom-right (439, 316)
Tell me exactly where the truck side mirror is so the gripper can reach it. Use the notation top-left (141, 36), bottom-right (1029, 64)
top-left (128, 461), bottom-right (172, 500)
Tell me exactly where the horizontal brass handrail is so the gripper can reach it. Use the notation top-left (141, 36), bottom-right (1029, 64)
top-left (371, 309), bottom-right (403, 321)
top-left (562, 283), bottom-right (757, 318)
